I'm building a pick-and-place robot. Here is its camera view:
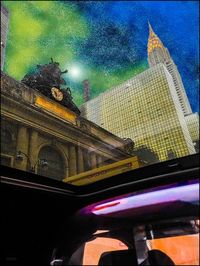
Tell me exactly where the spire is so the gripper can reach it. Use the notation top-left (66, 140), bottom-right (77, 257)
top-left (147, 21), bottom-right (164, 55)
top-left (148, 21), bottom-right (155, 37)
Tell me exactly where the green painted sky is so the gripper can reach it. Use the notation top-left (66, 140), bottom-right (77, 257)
top-left (3, 1), bottom-right (89, 77)
top-left (3, 1), bottom-right (147, 106)
top-left (3, 1), bottom-right (198, 111)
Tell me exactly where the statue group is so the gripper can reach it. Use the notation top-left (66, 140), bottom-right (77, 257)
top-left (21, 59), bottom-right (80, 115)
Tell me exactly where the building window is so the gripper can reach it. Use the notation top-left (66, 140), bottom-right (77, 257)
top-left (37, 146), bottom-right (65, 181)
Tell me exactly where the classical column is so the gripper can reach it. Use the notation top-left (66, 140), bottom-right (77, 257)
top-left (64, 145), bottom-right (69, 178)
top-left (91, 152), bottom-right (97, 169)
top-left (97, 155), bottom-right (103, 168)
top-left (69, 144), bottom-right (77, 176)
top-left (95, 154), bottom-right (99, 167)
top-left (85, 151), bottom-right (91, 171)
top-left (29, 129), bottom-right (38, 171)
top-left (77, 146), bottom-right (84, 174)
top-left (15, 125), bottom-right (29, 171)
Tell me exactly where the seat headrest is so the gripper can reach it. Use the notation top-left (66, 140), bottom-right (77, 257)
top-left (148, 249), bottom-right (175, 265)
top-left (98, 249), bottom-right (138, 266)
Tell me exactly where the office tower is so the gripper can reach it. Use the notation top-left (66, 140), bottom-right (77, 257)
top-left (81, 63), bottom-right (195, 161)
top-left (1, 5), bottom-right (9, 70)
top-left (83, 79), bottom-right (90, 102)
top-left (148, 22), bottom-right (192, 116)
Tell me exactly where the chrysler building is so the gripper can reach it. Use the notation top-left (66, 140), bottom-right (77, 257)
top-left (147, 22), bottom-right (192, 116)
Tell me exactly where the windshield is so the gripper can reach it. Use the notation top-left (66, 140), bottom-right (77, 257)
top-left (1, 1), bottom-right (199, 185)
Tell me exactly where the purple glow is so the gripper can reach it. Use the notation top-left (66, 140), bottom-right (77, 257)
top-left (91, 183), bottom-right (199, 215)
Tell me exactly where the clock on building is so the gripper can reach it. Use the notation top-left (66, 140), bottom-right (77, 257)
top-left (51, 87), bottom-right (63, 101)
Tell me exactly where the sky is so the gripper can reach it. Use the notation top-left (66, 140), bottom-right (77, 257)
top-left (3, 1), bottom-right (199, 112)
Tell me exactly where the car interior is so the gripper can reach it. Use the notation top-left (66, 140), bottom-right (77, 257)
top-left (1, 153), bottom-right (199, 265)
top-left (1, 2), bottom-right (199, 266)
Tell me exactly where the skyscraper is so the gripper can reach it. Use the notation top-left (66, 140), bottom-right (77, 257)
top-left (1, 5), bottom-right (9, 70)
top-left (147, 22), bottom-right (192, 116)
top-left (80, 22), bottom-right (198, 161)
top-left (80, 63), bottom-right (195, 161)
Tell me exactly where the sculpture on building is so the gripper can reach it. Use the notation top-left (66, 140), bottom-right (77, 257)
top-left (21, 58), bottom-right (80, 115)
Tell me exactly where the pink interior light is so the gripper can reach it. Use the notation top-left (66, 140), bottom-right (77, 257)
top-left (93, 201), bottom-right (121, 211)
top-left (91, 183), bottom-right (199, 215)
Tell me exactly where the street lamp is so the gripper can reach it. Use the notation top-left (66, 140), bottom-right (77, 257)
top-left (16, 151), bottom-right (48, 173)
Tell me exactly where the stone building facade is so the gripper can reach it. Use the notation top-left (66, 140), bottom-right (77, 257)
top-left (1, 72), bottom-right (132, 181)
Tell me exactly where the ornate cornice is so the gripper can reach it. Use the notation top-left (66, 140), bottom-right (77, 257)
top-left (1, 71), bottom-right (35, 104)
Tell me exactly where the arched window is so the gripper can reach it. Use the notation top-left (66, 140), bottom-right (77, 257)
top-left (37, 146), bottom-right (65, 181)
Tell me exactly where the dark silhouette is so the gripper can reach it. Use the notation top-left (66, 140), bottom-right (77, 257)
top-left (140, 249), bottom-right (175, 265)
top-left (21, 59), bottom-right (80, 115)
top-left (133, 145), bottom-right (159, 165)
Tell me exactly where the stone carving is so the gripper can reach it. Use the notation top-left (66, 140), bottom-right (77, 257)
top-left (76, 117), bottom-right (91, 132)
top-left (21, 59), bottom-right (80, 115)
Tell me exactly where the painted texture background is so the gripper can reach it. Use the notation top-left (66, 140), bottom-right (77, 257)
top-left (3, 1), bottom-right (199, 111)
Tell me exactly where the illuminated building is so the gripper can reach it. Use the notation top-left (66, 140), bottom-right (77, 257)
top-left (80, 63), bottom-right (195, 161)
top-left (147, 22), bottom-right (192, 116)
top-left (1, 5), bottom-right (9, 70)
top-left (81, 23), bottom-right (198, 161)
top-left (1, 72), bottom-right (134, 181)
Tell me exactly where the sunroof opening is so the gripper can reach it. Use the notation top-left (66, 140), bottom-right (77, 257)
top-left (1, 1), bottom-right (199, 186)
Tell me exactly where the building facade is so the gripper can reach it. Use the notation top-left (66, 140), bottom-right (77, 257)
top-left (1, 5), bottom-right (9, 70)
top-left (81, 63), bottom-right (196, 161)
top-left (147, 22), bottom-right (192, 116)
top-left (1, 72), bottom-right (133, 181)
